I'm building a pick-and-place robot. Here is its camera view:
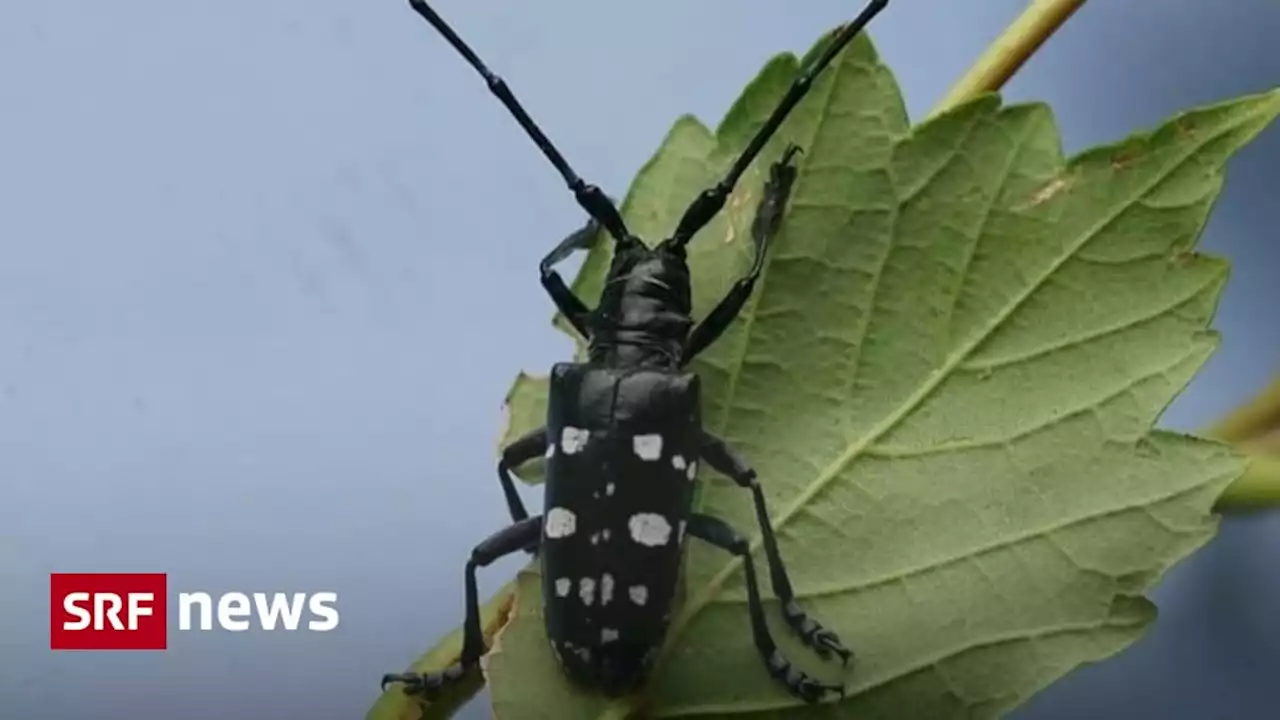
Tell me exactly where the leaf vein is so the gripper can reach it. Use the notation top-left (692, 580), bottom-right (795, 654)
top-left (942, 112), bottom-right (1038, 344)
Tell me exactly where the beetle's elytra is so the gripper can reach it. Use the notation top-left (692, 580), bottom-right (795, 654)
top-left (382, 0), bottom-right (890, 704)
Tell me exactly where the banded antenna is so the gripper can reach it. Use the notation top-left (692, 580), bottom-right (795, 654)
top-left (407, 0), bottom-right (632, 244)
top-left (408, 0), bottom-right (890, 250)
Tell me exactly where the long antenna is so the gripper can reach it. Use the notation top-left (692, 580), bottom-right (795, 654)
top-left (408, 0), bottom-right (631, 243)
top-left (671, 0), bottom-right (889, 247)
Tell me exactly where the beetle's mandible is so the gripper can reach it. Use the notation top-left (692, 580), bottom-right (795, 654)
top-left (382, 0), bottom-right (890, 704)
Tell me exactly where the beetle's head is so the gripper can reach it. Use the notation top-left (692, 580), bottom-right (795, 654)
top-left (588, 239), bottom-right (693, 367)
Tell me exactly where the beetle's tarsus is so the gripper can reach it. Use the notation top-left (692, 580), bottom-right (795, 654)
top-left (382, 661), bottom-right (473, 697)
top-left (781, 600), bottom-right (852, 663)
top-left (767, 649), bottom-right (844, 703)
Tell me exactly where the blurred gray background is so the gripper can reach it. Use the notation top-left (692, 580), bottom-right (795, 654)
top-left (1, 1), bottom-right (1277, 718)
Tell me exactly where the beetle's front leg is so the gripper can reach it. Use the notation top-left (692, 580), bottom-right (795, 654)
top-left (687, 513), bottom-right (843, 703)
top-left (698, 430), bottom-right (852, 664)
top-left (380, 516), bottom-right (542, 698)
top-left (539, 218), bottom-right (601, 339)
top-left (682, 144), bottom-right (802, 363)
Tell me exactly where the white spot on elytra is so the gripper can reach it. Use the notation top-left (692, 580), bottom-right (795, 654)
top-left (545, 443), bottom-right (556, 459)
top-left (601, 627), bottom-right (619, 643)
top-left (629, 585), bottom-right (649, 606)
top-left (560, 427), bottom-right (589, 455)
top-left (605, 482), bottom-right (616, 496)
top-left (629, 513), bottom-right (673, 547)
top-left (554, 577), bottom-right (571, 597)
top-left (633, 434), bottom-right (663, 461)
top-left (544, 507), bottom-right (577, 538)
top-left (579, 577), bottom-right (596, 606)
top-left (602, 528), bottom-right (612, 541)
top-left (565, 641), bottom-right (590, 663)
top-left (686, 461), bottom-right (698, 481)
top-left (601, 574), bottom-right (614, 605)
top-left (678, 520), bottom-right (687, 543)
top-left (672, 454), bottom-right (687, 471)
top-left (590, 532), bottom-right (600, 545)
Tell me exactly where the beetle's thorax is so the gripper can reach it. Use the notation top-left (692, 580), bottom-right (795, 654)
top-left (587, 239), bottom-right (692, 368)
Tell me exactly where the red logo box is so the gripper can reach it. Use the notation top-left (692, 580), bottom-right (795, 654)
top-left (50, 573), bottom-right (168, 650)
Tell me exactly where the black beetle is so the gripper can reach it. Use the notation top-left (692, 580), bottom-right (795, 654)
top-left (383, 0), bottom-right (890, 704)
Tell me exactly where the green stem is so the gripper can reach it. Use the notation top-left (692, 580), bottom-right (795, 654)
top-left (929, 0), bottom-right (1088, 118)
top-left (1215, 455), bottom-right (1280, 512)
top-left (1205, 376), bottom-right (1280, 444)
top-left (1201, 375), bottom-right (1280, 513)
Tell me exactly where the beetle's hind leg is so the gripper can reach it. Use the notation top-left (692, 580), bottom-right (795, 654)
top-left (699, 431), bottom-right (852, 664)
top-left (381, 516), bottom-right (542, 698)
top-left (687, 513), bottom-right (843, 703)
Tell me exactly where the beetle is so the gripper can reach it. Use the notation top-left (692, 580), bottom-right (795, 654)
top-left (382, 0), bottom-right (890, 704)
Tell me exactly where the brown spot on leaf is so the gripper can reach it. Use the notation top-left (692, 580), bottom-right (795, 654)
top-left (1111, 150), bottom-right (1137, 172)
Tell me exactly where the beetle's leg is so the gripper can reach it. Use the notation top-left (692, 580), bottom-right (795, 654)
top-left (698, 430), bottom-right (852, 664)
top-left (682, 145), bottom-right (801, 364)
top-left (540, 218), bottom-right (602, 339)
top-left (498, 426), bottom-right (547, 523)
top-left (498, 426), bottom-right (549, 554)
top-left (380, 515), bottom-right (542, 698)
top-left (687, 513), bottom-right (844, 703)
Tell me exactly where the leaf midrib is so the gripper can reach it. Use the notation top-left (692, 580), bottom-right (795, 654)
top-left (598, 107), bottom-right (1237, 719)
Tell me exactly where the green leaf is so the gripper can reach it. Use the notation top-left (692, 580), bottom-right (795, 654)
top-left (488, 31), bottom-right (1274, 720)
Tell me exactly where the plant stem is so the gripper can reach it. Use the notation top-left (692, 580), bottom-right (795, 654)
top-left (1203, 375), bottom-right (1280, 512)
top-left (1205, 376), bottom-right (1280, 444)
top-left (1216, 455), bottom-right (1280, 512)
top-left (929, 0), bottom-right (1088, 118)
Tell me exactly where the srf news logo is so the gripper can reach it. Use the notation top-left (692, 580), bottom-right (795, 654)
top-left (50, 573), bottom-right (339, 650)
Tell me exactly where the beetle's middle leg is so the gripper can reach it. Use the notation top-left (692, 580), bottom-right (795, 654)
top-left (497, 426), bottom-right (550, 523)
top-left (699, 430), bottom-right (852, 664)
top-left (687, 513), bottom-right (843, 703)
top-left (497, 426), bottom-right (549, 554)
top-left (682, 143), bottom-right (802, 363)
top-left (381, 515), bottom-right (542, 698)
